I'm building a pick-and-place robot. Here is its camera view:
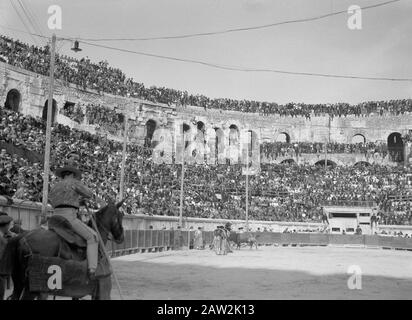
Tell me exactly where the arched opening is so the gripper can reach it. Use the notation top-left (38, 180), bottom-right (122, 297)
top-left (194, 121), bottom-right (206, 163)
top-left (281, 159), bottom-right (296, 164)
top-left (276, 132), bottom-right (290, 143)
top-left (182, 123), bottom-right (191, 149)
top-left (315, 160), bottom-right (337, 167)
top-left (195, 121), bottom-right (206, 145)
top-left (183, 123), bottom-right (191, 133)
top-left (197, 121), bottom-right (205, 132)
top-left (244, 130), bottom-right (259, 168)
top-left (387, 132), bottom-right (404, 162)
top-left (352, 134), bottom-right (366, 144)
top-left (354, 161), bottom-right (370, 167)
top-left (144, 119), bottom-right (157, 147)
top-left (4, 89), bottom-right (21, 112)
top-left (214, 127), bottom-right (225, 164)
top-left (42, 99), bottom-right (57, 124)
top-left (229, 124), bottom-right (240, 164)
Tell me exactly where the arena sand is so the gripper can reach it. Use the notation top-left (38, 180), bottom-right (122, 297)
top-left (6, 246), bottom-right (411, 299)
top-left (109, 246), bottom-right (412, 300)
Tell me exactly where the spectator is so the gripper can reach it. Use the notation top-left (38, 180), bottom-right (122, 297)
top-left (2, 34), bottom-right (412, 118)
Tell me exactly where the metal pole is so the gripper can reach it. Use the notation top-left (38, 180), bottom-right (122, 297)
top-left (325, 115), bottom-right (331, 170)
top-left (41, 34), bottom-right (56, 216)
top-left (179, 125), bottom-right (185, 227)
top-left (245, 132), bottom-right (249, 232)
top-left (119, 115), bottom-right (128, 201)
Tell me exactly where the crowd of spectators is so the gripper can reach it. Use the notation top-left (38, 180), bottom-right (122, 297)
top-left (261, 141), bottom-right (388, 160)
top-left (60, 103), bottom-right (85, 124)
top-left (85, 104), bottom-right (124, 135)
top-left (1, 107), bottom-right (412, 225)
top-left (2, 34), bottom-right (412, 118)
top-left (1, 34), bottom-right (412, 225)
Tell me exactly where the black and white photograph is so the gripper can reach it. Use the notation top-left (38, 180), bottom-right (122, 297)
top-left (0, 0), bottom-right (412, 307)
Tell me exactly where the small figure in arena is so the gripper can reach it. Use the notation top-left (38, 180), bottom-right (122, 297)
top-left (370, 212), bottom-right (380, 235)
top-left (212, 226), bottom-right (227, 254)
top-left (48, 160), bottom-right (99, 279)
top-left (194, 226), bottom-right (203, 250)
top-left (224, 222), bottom-right (233, 253)
top-left (0, 212), bottom-right (16, 300)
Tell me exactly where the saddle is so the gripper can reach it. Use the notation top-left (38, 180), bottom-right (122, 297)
top-left (44, 216), bottom-right (111, 281)
top-left (47, 215), bottom-right (87, 248)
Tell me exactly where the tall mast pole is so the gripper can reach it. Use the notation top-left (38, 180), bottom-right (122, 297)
top-left (41, 34), bottom-right (56, 216)
top-left (119, 114), bottom-right (128, 200)
top-left (179, 125), bottom-right (185, 227)
top-left (245, 131), bottom-right (250, 231)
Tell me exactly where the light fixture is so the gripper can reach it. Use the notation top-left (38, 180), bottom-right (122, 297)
top-left (71, 40), bottom-right (82, 53)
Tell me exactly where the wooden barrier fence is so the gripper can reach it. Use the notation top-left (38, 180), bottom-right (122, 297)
top-left (106, 230), bottom-right (412, 257)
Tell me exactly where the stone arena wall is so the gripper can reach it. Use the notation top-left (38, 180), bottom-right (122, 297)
top-left (0, 62), bottom-right (409, 166)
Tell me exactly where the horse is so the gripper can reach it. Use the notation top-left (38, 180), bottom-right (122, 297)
top-left (211, 228), bottom-right (228, 255)
top-left (0, 200), bottom-right (125, 300)
top-left (228, 232), bottom-right (258, 250)
top-left (0, 226), bottom-right (26, 300)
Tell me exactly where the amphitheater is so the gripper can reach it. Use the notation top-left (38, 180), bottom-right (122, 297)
top-left (1, 61), bottom-right (411, 167)
top-left (1, 38), bottom-right (412, 299)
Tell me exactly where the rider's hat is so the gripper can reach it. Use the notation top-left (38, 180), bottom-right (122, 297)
top-left (0, 212), bottom-right (13, 226)
top-left (55, 154), bottom-right (82, 179)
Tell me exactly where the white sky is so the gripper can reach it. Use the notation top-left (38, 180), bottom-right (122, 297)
top-left (0, 0), bottom-right (411, 104)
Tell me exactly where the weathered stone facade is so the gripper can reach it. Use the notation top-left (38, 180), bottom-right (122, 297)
top-left (1, 62), bottom-right (410, 166)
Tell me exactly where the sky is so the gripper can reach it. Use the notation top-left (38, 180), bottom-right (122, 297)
top-left (0, 0), bottom-right (411, 104)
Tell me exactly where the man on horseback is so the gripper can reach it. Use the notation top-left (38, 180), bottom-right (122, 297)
top-left (48, 160), bottom-right (99, 279)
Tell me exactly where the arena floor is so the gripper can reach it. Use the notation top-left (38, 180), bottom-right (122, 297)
top-left (5, 245), bottom-right (412, 299)
top-left (108, 245), bottom-right (412, 300)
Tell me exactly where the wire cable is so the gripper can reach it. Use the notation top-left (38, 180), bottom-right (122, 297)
top-left (8, 0), bottom-right (39, 46)
top-left (79, 40), bottom-right (412, 82)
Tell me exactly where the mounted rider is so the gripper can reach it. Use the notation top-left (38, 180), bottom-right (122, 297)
top-left (48, 156), bottom-right (99, 279)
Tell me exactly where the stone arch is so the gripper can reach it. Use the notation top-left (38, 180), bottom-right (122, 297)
top-left (182, 122), bottom-right (192, 149)
top-left (144, 119), bottom-right (157, 147)
top-left (4, 89), bottom-right (21, 112)
top-left (281, 159), bottom-right (295, 164)
top-left (352, 133), bottom-right (366, 144)
top-left (195, 121), bottom-right (206, 144)
top-left (42, 99), bottom-right (58, 124)
top-left (229, 124), bottom-right (240, 164)
top-left (183, 122), bottom-right (191, 133)
top-left (315, 159), bottom-right (337, 167)
top-left (275, 132), bottom-right (290, 143)
top-left (193, 121), bottom-right (206, 163)
top-left (214, 127), bottom-right (225, 164)
top-left (354, 161), bottom-right (370, 167)
top-left (387, 132), bottom-right (404, 162)
top-left (197, 121), bottom-right (205, 132)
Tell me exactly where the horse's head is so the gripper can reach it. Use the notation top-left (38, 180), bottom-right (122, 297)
top-left (95, 199), bottom-right (125, 244)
